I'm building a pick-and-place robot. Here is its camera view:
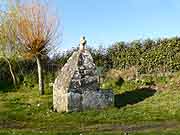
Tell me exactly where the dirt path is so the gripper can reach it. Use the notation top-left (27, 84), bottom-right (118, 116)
top-left (0, 120), bottom-right (179, 133)
top-left (81, 121), bottom-right (180, 133)
top-left (0, 120), bottom-right (26, 129)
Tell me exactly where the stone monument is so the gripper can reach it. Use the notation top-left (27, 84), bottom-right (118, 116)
top-left (53, 36), bottom-right (114, 112)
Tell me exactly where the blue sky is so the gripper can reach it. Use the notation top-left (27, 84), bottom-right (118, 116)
top-left (1, 0), bottom-right (180, 49)
top-left (55, 0), bottom-right (180, 49)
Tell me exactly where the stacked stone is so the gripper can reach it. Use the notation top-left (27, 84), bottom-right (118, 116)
top-left (70, 51), bottom-right (98, 93)
top-left (53, 51), bottom-right (80, 112)
top-left (53, 50), bottom-right (114, 112)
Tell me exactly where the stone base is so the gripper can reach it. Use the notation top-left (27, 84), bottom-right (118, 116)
top-left (82, 90), bottom-right (114, 111)
top-left (54, 90), bottom-right (114, 112)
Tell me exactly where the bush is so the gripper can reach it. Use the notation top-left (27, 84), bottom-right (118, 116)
top-left (107, 37), bottom-right (180, 74)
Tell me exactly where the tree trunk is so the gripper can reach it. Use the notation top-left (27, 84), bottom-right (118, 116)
top-left (3, 57), bottom-right (17, 87)
top-left (36, 56), bottom-right (44, 95)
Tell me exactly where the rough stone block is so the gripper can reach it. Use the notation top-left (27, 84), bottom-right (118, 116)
top-left (53, 50), bottom-right (114, 112)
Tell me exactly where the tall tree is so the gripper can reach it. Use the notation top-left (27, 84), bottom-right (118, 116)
top-left (10, 0), bottom-right (59, 95)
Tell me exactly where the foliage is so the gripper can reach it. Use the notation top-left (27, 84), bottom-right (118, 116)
top-left (107, 37), bottom-right (180, 74)
top-left (55, 36), bottom-right (180, 75)
top-left (47, 36), bottom-right (180, 76)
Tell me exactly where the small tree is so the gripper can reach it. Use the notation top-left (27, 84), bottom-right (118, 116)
top-left (11, 1), bottom-right (59, 95)
top-left (0, 9), bottom-right (18, 87)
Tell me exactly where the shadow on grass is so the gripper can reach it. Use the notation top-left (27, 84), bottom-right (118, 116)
top-left (0, 80), bottom-right (15, 93)
top-left (115, 87), bottom-right (156, 108)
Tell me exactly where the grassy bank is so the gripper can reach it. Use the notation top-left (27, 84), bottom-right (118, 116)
top-left (1, 73), bottom-right (180, 134)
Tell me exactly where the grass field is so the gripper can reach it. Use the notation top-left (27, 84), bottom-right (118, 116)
top-left (1, 73), bottom-right (180, 134)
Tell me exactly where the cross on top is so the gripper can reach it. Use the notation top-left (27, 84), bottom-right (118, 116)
top-left (79, 36), bottom-right (87, 51)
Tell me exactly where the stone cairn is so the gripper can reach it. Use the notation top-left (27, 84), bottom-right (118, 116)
top-left (53, 37), bottom-right (114, 112)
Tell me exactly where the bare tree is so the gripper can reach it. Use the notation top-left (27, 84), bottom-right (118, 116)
top-left (10, 0), bottom-right (59, 95)
top-left (0, 8), bottom-right (18, 87)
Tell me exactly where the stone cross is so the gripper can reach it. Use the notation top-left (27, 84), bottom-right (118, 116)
top-left (79, 36), bottom-right (87, 52)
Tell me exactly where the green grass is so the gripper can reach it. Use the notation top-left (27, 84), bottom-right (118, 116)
top-left (1, 73), bottom-right (180, 134)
